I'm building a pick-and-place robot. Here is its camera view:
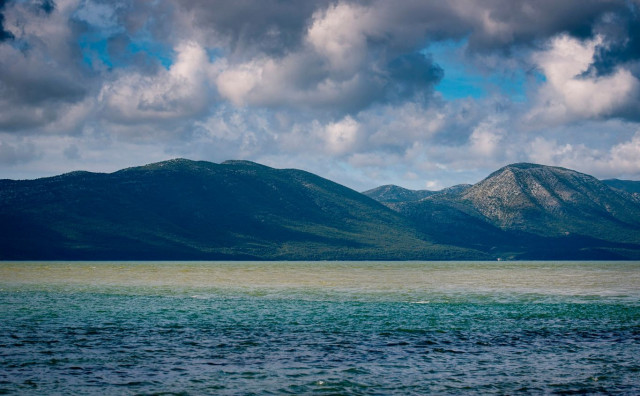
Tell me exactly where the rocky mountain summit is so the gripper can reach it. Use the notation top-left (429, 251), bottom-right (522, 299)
top-left (459, 163), bottom-right (640, 239)
top-left (365, 163), bottom-right (640, 259)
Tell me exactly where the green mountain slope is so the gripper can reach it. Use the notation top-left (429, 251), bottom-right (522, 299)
top-left (362, 185), bottom-right (435, 202)
top-left (362, 184), bottom-right (471, 203)
top-left (0, 159), bottom-right (481, 260)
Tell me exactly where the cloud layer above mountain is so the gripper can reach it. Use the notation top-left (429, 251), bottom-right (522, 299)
top-left (1, 0), bottom-right (640, 189)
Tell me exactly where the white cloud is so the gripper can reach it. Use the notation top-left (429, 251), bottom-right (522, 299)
top-left (469, 119), bottom-right (506, 157)
top-left (215, 60), bottom-right (263, 106)
top-left (524, 132), bottom-right (640, 179)
top-left (529, 34), bottom-right (640, 123)
top-left (321, 116), bottom-right (362, 155)
top-left (604, 131), bottom-right (640, 175)
top-left (211, 1), bottom-right (447, 113)
top-left (361, 102), bottom-right (446, 148)
top-left (527, 137), bottom-right (575, 165)
top-left (189, 107), bottom-right (277, 160)
top-left (306, 2), bottom-right (375, 75)
top-left (100, 42), bottom-right (213, 122)
top-left (214, 49), bottom-right (386, 113)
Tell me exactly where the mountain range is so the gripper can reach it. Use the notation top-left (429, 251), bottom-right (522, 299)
top-left (1, 159), bottom-right (639, 260)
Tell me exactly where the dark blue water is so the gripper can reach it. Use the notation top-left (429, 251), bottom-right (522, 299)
top-left (1, 261), bottom-right (639, 394)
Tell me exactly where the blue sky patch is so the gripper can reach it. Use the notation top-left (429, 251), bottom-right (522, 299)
top-left (427, 40), bottom-right (527, 102)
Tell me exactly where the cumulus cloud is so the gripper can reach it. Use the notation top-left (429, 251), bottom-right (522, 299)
top-left (608, 131), bottom-right (640, 174)
top-left (213, 2), bottom-right (443, 114)
top-left (360, 102), bottom-right (446, 149)
top-left (214, 52), bottom-right (408, 114)
top-left (320, 116), bottom-right (362, 155)
top-left (188, 106), bottom-right (278, 162)
top-left (528, 34), bottom-right (640, 123)
top-left (0, 0), bottom-right (92, 131)
top-left (100, 41), bottom-right (214, 122)
top-left (306, 3), bottom-right (376, 75)
top-left (526, 131), bottom-right (640, 179)
top-left (468, 119), bottom-right (506, 157)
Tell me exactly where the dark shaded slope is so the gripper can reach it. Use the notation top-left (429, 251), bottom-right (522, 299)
top-left (387, 197), bottom-right (515, 253)
top-left (603, 179), bottom-right (640, 204)
top-left (603, 179), bottom-right (640, 194)
top-left (0, 159), bottom-right (481, 260)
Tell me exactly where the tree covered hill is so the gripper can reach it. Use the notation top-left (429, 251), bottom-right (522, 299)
top-left (0, 159), bottom-right (479, 260)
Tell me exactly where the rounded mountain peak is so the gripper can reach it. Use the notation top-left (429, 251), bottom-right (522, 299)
top-left (503, 163), bottom-right (545, 170)
top-left (486, 163), bottom-right (580, 181)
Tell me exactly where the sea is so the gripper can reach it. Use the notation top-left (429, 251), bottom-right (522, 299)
top-left (1, 261), bottom-right (639, 395)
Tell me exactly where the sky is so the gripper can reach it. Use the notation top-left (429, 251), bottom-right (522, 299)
top-left (1, 0), bottom-right (640, 191)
